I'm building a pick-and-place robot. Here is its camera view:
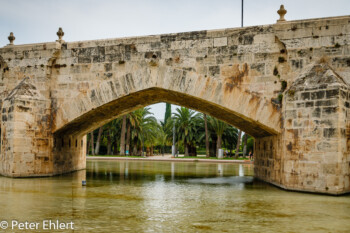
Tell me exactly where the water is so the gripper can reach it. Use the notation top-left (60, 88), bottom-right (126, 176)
top-left (0, 160), bottom-right (349, 232)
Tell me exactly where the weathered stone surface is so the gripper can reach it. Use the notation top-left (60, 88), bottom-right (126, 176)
top-left (0, 15), bottom-right (349, 194)
top-left (279, 62), bottom-right (350, 194)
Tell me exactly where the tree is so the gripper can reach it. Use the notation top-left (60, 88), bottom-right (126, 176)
top-left (247, 136), bottom-right (255, 154)
top-left (164, 103), bottom-right (171, 125)
top-left (223, 126), bottom-right (239, 156)
top-left (126, 111), bottom-right (141, 155)
top-left (103, 118), bottom-right (121, 155)
top-left (235, 130), bottom-right (242, 159)
top-left (106, 128), bottom-right (112, 155)
top-left (125, 122), bottom-right (131, 155)
top-left (90, 131), bottom-right (95, 155)
top-left (86, 133), bottom-right (91, 155)
top-left (120, 115), bottom-right (127, 155)
top-left (111, 118), bottom-right (122, 155)
top-left (156, 127), bottom-right (169, 156)
top-left (203, 113), bottom-right (210, 157)
top-left (242, 133), bottom-right (248, 156)
top-left (94, 126), bottom-right (104, 155)
top-left (170, 107), bottom-right (201, 156)
top-left (131, 107), bottom-right (159, 156)
top-left (208, 117), bottom-right (228, 157)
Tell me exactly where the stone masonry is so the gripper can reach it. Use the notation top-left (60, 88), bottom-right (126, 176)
top-left (0, 13), bottom-right (349, 194)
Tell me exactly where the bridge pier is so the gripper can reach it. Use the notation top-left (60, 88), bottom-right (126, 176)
top-left (52, 134), bottom-right (86, 175)
top-left (0, 78), bottom-right (85, 177)
top-left (0, 78), bottom-right (52, 176)
top-left (255, 63), bottom-right (350, 195)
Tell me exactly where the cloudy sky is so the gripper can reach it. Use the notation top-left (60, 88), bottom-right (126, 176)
top-left (1, 0), bottom-right (349, 120)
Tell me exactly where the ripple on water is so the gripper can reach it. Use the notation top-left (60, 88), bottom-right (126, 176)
top-left (186, 176), bottom-right (254, 185)
top-left (0, 160), bottom-right (349, 233)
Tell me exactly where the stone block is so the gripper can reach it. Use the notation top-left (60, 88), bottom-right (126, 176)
top-left (301, 92), bottom-right (311, 100)
top-left (323, 128), bottom-right (337, 138)
top-left (214, 37), bottom-right (227, 47)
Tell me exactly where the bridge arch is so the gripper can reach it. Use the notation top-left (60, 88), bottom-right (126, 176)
top-left (54, 66), bottom-right (281, 138)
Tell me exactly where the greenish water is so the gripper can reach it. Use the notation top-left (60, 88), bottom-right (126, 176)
top-left (0, 160), bottom-right (349, 232)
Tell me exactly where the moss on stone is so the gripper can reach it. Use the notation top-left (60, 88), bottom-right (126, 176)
top-left (281, 80), bottom-right (287, 91)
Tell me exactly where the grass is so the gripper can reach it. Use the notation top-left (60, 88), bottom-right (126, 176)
top-left (176, 156), bottom-right (250, 160)
top-left (87, 155), bottom-right (144, 158)
top-left (87, 155), bottom-right (252, 160)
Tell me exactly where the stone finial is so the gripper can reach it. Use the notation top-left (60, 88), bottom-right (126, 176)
top-left (8, 32), bottom-right (15, 45)
top-left (277, 5), bottom-right (287, 23)
top-left (56, 27), bottom-right (64, 42)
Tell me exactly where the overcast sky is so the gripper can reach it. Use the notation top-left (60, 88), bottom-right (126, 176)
top-left (1, 0), bottom-right (349, 120)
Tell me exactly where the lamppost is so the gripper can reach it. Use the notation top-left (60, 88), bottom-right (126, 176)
top-left (241, 0), bottom-right (244, 28)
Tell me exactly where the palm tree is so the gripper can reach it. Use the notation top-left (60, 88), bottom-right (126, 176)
top-left (90, 131), bottom-right (95, 155)
top-left (126, 111), bottom-right (141, 155)
top-left (105, 128), bottom-right (112, 155)
top-left (169, 107), bottom-right (201, 156)
top-left (223, 126), bottom-right (239, 156)
top-left (203, 113), bottom-right (210, 157)
top-left (125, 123), bottom-right (131, 155)
top-left (94, 126), bottom-right (104, 155)
top-left (246, 135), bottom-right (255, 155)
top-left (235, 130), bottom-right (242, 159)
top-left (120, 115), bottom-right (127, 155)
top-left (242, 133), bottom-right (248, 156)
top-left (164, 103), bottom-right (172, 125)
top-left (208, 116), bottom-right (228, 157)
top-left (130, 110), bottom-right (143, 155)
top-left (131, 107), bottom-right (159, 156)
top-left (103, 118), bottom-right (121, 155)
top-left (156, 127), bottom-right (169, 156)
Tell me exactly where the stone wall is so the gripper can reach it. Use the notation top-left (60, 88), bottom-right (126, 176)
top-left (255, 62), bottom-right (350, 194)
top-left (254, 135), bottom-right (282, 186)
top-left (0, 78), bottom-right (52, 177)
top-left (53, 134), bottom-right (86, 175)
top-left (281, 62), bottom-right (350, 194)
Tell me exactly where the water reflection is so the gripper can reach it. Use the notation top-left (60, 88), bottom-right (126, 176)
top-left (239, 164), bottom-right (244, 176)
top-left (0, 160), bottom-right (349, 233)
top-left (187, 176), bottom-right (254, 185)
top-left (171, 162), bottom-right (175, 180)
top-left (217, 163), bottom-right (223, 176)
top-left (85, 160), bottom-right (254, 184)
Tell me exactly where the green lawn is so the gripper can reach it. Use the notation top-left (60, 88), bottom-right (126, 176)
top-left (87, 155), bottom-right (252, 161)
top-left (175, 156), bottom-right (250, 160)
top-left (87, 155), bottom-right (144, 158)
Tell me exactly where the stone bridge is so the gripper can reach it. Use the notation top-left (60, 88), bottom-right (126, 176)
top-left (0, 12), bottom-right (349, 195)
